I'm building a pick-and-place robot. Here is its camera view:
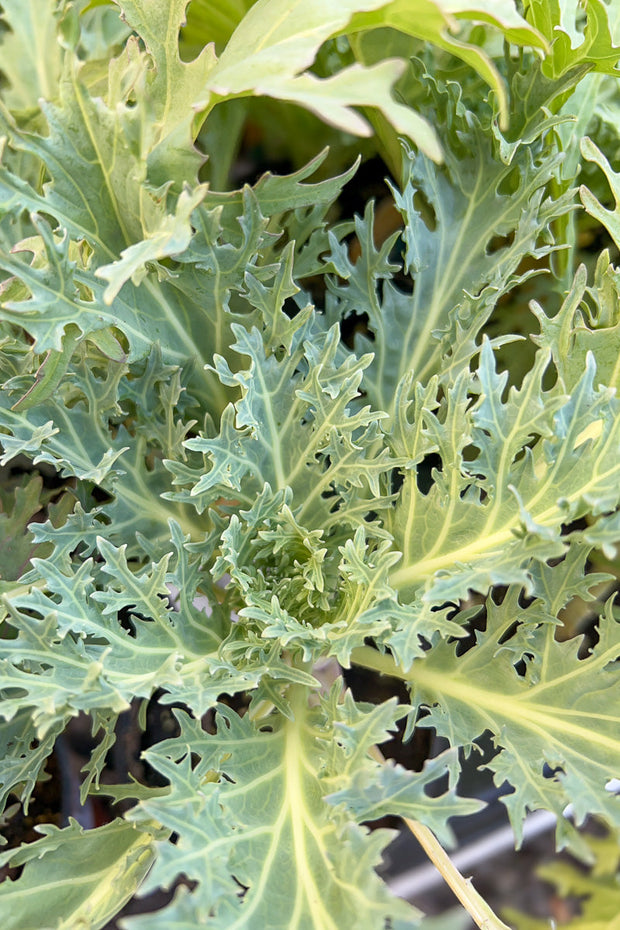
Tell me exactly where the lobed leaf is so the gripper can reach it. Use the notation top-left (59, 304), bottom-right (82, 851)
top-left (123, 696), bottom-right (425, 929)
top-left (325, 89), bottom-right (574, 412)
top-left (404, 596), bottom-right (620, 854)
top-left (388, 342), bottom-right (620, 608)
top-left (0, 819), bottom-right (154, 930)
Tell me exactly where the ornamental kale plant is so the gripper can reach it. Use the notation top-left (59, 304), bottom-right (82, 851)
top-left (0, 1), bottom-right (620, 927)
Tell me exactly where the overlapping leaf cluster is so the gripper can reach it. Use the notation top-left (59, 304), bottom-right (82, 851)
top-left (0, 1), bottom-right (619, 928)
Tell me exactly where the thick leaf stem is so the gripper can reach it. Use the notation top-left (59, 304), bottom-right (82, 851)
top-left (369, 745), bottom-right (513, 930)
top-left (400, 816), bottom-right (513, 930)
top-left (356, 648), bottom-right (515, 930)
top-left (351, 644), bottom-right (408, 681)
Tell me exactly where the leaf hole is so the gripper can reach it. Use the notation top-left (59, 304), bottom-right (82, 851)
top-left (391, 468), bottom-right (405, 494)
top-left (117, 606), bottom-right (137, 638)
top-left (574, 614), bottom-right (601, 659)
top-left (452, 599), bottom-right (487, 656)
top-left (486, 229), bottom-right (516, 255)
top-left (496, 164), bottom-right (521, 197)
top-left (416, 452), bottom-right (442, 495)
top-left (542, 763), bottom-right (565, 780)
top-left (498, 619), bottom-right (520, 645)
top-left (282, 295), bottom-right (301, 320)
top-left (340, 309), bottom-right (372, 348)
top-left (412, 190), bottom-right (436, 232)
top-left (513, 656), bottom-right (530, 677)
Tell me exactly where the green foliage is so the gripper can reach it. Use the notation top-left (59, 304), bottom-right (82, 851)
top-left (0, 1), bottom-right (619, 928)
top-left (0, 819), bottom-right (155, 930)
top-left (505, 826), bottom-right (620, 930)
